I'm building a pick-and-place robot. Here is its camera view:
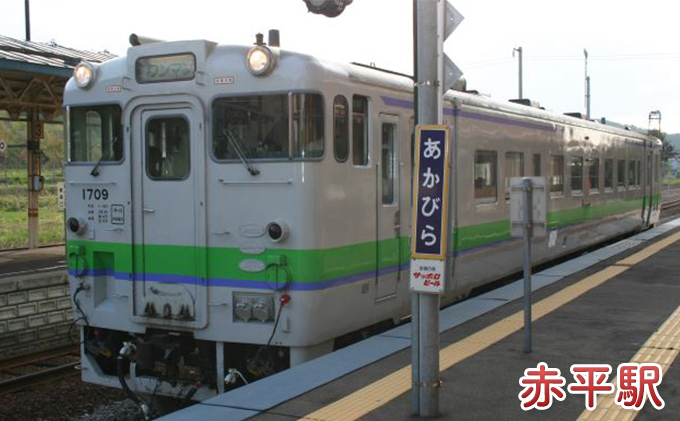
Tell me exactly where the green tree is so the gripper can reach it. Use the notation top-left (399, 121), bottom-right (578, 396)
top-left (649, 129), bottom-right (678, 163)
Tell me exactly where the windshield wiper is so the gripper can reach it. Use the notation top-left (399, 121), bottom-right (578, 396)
top-left (90, 137), bottom-right (117, 177)
top-left (223, 129), bottom-right (259, 176)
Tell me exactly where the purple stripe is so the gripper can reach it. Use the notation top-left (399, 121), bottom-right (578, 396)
top-left (67, 263), bottom-right (406, 292)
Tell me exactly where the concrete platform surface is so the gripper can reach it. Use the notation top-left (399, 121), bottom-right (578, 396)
top-left (0, 245), bottom-right (65, 277)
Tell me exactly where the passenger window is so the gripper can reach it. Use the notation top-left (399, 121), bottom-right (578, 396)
top-left (617, 159), bottom-right (626, 190)
top-left (333, 95), bottom-right (349, 162)
top-left (381, 123), bottom-right (396, 205)
top-left (550, 155), bottom-right (564, 195)
top-left (570, 156), bottom-right (583, 195)
top-left (590, 158), bottom-right (600, 193)
top-left (533, 153), bottom-right (541, 176)
top-left (352, 95), bottom-right (369, 166)
top-left (504, 152), bottom-right (524, 200)
top-left (628, 160), bottom-right (636, 188)
top-left (292, 93), bottom-right (324, 159)
top-left (146, 117), bottom-right (190, 180)
top-left (636, 161), bottom-right (642, 187)
top-left (604, 159), bottom-right (614, 191)
top-left (474, 150), bottom-right (497, 203)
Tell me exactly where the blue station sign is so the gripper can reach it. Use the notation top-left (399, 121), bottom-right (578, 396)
top-left (411, 125), bottom-right (451, 260)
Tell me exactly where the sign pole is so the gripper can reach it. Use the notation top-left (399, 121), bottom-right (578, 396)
top-left (522, 178), bottom-right (533, 353)
top-left (411, 1), bottom-right (463, 417)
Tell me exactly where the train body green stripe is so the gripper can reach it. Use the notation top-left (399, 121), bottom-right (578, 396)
top-left (67, 196), bottom-right (656, 284)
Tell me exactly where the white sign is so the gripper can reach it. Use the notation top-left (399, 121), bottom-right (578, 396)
top-left (510, 177), bottom-right (547, 238)
top-left (410, 259), bottom-right (445, 294)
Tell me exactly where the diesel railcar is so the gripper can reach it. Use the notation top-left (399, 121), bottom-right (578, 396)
top-left (63, 34), bottom-right (661, 402)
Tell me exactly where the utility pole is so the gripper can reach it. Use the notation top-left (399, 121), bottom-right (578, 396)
top-left (25, 0), bottom-right (31, 41)
top-left (513, 47), bottom-right (523, 99)
top-left (584, 48), bottom-right (590, 120)
top-left (649, 110), bottom-right (662, 133)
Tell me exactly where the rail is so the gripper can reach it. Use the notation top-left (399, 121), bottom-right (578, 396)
top-left (0, 362), bottom-right (79, 395)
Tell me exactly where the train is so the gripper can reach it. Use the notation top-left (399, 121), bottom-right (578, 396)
top-left (63, 32), bottom-right (662, 405)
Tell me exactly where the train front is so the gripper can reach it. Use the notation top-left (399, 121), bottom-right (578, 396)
top-left (63, 34), bottom-right (336, 404)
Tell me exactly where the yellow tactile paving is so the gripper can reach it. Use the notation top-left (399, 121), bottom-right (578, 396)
top-left (297, 231), bottom-right (680, 421)
top-left (576, 306), bottom-right (680, 421)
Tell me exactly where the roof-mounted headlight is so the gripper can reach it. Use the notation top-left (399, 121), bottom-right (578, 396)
top-left (73, 61), bottom-right (97, 89)
top-left (246, 45), bottom-right (276, 77)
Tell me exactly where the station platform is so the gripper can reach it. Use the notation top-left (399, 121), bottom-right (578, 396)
top-left (159, 219), bottom-right (680, 421)
top-left (0, 245), bottom-right (65, 278)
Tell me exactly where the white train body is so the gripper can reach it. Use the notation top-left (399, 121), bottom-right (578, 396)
top-left (63, 38), bottom-right (661, 399)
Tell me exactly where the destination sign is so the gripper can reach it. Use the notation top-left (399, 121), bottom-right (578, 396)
top-left (136, 53), bottom-right (196, 83)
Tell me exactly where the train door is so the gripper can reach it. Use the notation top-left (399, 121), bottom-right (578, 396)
top-left (375, 114), bottom-right (401, 301)
top-left (130, 104), bottom-right (208, 329)
top-left (643, 148), bottom-right (654, 225)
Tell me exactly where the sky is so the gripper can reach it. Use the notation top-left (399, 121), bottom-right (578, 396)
top-left (3, 0), bottom-right (680, 132)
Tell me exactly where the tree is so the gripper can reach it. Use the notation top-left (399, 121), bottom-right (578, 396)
top-left (649, 129), bottom-right (678, 163)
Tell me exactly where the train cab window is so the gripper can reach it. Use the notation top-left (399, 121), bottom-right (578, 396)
top-left (381, 123), bottom-right (396, 205)
top-left (333, 95), bottom-right (349, 162)
top-left (570, 156), bottom-right (583, 195)
top-left (628, 161), bottom-right (636, 188)
top-left (68, 105), bottom-right (122, 163)
top-left (617, 159), bottom-right (626, 190)
top-left (352, 95), bottom-right (369, 166)
top-left (292, 93), bottom-right (324, 158)
top-left (145, 117), bottom-right (190, 180)
top-left (474, 150), bottom-right (497, 203)
top-left (504, 152), bottom-right (524, 201)
top-left (212, 95), bottom-right (289, 160)
top-left (550, 155), bottom-right (564, 196)
top-left (604, 159), bottom-right (614, 191)
top-left (533, 153), bottom-right (541, 176)
top-left (212, 93), bottom-right (324, 161)
top-left (636, 161), bottom-right (642, 187)
top-left (589, 158), bottom-right (600, 193)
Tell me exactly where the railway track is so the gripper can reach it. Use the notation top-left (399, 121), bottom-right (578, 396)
top-left (0, 345), bottom-right (79, 396)
top-left (661, 198), bottom-right (680, 217)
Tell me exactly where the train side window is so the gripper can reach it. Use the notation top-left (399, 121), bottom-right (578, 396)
top-left (550, 155), bottom-right (564, 196)
top-left (145, 117), bottom-right (190, 180)
top-left (589, 158), bottom-right (600, 193)
top-left (292, 93), bottom-right (325, 158)
top-left (352, 95), bottom-right (369, 166)
top-left (381, 123), bottom-right (396, 204)
top-left (474, 150), bottom-right (497, 204)
top-left (628, 160), bottom-right (636, 188)
top-left (636, 160), bottom-right (642, 187)
top-left (617, 159), bottom-right (626, 190)
top-left (333, 95), bottom-right (349, 162)
top-left (68, 105), bottom-right (123, 163)
top-left (533, 153), bottom-right (541, 176)
top-left (504, 152), bottom-right (524, 201)
top-left (570, 156), bottom-right (583, 195)
top-left (604, 159), bottom-right (614, 191)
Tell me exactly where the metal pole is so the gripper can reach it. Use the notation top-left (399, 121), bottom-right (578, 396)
top-left (522, 178), bottom-right (533, 353)
top-left (584, 49), bottom-right (590, 120)
top-left (413, 0), bottom-right (440, 417)
top-left (411, 1), bottom-right (420, 411)
top-left (25, 0), bottom-right (31, 41)
top-left (513, 47), bottom-right (523, 99)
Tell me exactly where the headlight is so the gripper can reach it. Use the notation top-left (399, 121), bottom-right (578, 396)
top-left (73, 61), bottom-right (97, 89)
top-left (246, 46), bottom-right (276, 77)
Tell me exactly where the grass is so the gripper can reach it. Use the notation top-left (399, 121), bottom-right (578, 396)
top-left (0, 168), bottom-right (65, 249)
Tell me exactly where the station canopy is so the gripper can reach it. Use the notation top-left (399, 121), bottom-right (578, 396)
top-left (0, 34), bottom-right (116, 122)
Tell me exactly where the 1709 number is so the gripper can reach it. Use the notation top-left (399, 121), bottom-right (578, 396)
top-left (82, 188), bottom-right (109, 201)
